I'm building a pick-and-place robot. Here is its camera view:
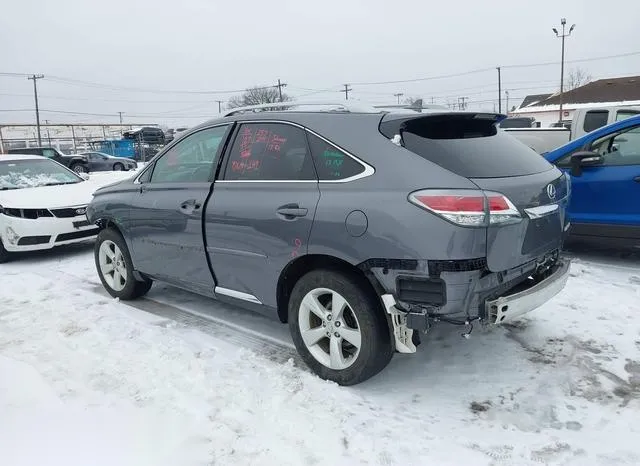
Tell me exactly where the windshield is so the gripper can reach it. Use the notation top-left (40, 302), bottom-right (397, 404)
top-left (0, 159), bottom-right (82, 190)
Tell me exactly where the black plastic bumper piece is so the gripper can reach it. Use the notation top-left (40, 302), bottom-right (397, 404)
top-left (396, 275), bottom-right (446, 306)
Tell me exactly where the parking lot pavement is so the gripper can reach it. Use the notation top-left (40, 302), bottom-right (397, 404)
top-left (1, 245), bottom-right (639, 465)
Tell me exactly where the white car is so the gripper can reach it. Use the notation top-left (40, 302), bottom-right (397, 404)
top-left (0, 154), bottom-right (122, 262)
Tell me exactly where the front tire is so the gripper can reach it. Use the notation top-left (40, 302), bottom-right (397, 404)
top-left (95, 228), bottom-right (152, 299)
top-left (0, 238), bottom-right (12, 264)
top-left (288, 269), bottom-right (393, 386)
top-left (113, 163), bottom-right (124, 171)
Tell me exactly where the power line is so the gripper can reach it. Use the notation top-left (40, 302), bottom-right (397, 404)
top-left (350, 67), bottom-right (494, 86)
top-left (42, 75), bottom-right (279, 95)
top-left (502, 50), bottom-right (640, 69)
top-left (0, 72), bottom-right (32, 77)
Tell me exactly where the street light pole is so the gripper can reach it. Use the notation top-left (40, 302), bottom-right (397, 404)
top-left (553, 18), bottom-right (575, 123)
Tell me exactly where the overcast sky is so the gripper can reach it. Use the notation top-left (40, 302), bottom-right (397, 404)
top-left (1, 0), bottom-right (640, 127)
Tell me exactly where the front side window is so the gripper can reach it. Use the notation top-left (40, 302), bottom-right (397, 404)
top-left (583, 110), bottom-right (609, 133)
top-left (590, 125), bottom-right (640, 166)
top-left (42, 149), bottom-right (57, 158)
top-left (306, 132), bottom-right (366, 180)
top-left (223, 123), bottom-right (316, 181)
top-left (150, 125), bottom-right (229, 183)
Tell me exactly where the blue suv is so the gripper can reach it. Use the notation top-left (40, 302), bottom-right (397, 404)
top-left (545, 115), bottom-right (640, 247)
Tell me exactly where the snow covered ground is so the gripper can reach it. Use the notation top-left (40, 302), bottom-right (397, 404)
top-left (1, 240), bottom-right (639, 465)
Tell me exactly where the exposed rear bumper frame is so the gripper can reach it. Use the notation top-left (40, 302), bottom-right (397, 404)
top-left (486, 259), bottom-right (570, 324)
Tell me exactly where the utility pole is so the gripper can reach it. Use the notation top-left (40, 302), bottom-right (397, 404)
top-left (430, 96), bottom-right (435, 104)
top-left (215, 100), bottom-right (223, 113)
top-left (496, 67), bottom-right (502, 113)
top-left (118, 112), bottom-right (124, 136)
top-left (505, 90), bottom-right (510, 114)
top-left (394, 93), bottom-right (404, 104)
top-left (28, 74), bottom-right (44, 146)
top-left (553, 18), bottom-right (575, 123)
top-left (343, 84), bottom-right (352, 100)
top-left (458, 96), bottom-right (468, 110)
top-left (276, 79), bottom-right (287, 102)
top-left (44, 119), bottom-right (52, 146)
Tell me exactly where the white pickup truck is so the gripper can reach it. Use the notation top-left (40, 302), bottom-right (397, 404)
top-left (503, 105), bottom-right (640, 154)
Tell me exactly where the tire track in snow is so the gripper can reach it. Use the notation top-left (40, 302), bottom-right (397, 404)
top-left (34, 267), bottom-right (302, 367)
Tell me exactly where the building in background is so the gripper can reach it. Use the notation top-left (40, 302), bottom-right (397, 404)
top-left (511, 76), bottom-right (640, 127)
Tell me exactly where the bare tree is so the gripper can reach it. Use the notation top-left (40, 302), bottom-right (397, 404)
top-left (402, 96), bottom-right (422, 106)
top-left (566, 67), bottom-right (593, 90)
top-left (227, 86), bottom-right (291, 108)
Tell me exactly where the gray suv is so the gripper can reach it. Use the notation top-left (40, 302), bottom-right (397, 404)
top-left (87, 103), bottom-right (571, 385)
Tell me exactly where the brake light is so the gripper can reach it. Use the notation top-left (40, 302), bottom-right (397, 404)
top-left (408, 189), bottom-right (521, 227)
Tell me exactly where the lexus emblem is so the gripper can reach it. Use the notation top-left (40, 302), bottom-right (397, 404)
top-left (546, 184), bottom-right (557, 200)
top-left (76, 207), bottom-right (87, 215)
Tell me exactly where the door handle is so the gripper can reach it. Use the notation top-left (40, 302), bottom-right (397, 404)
top-left (634, 176), bottom-right (640, 183)
top-left (276, 204), bottom-right (308, 219)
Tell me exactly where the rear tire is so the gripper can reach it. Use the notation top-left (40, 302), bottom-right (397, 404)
top-left (0, 238), bottom-right (12, 264)
top-left (94, 228), bottom-right (152, 300)
top-left (288, 269), bottom-right (393, 386)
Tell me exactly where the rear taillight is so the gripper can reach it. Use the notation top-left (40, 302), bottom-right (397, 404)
top-left (408, 189), bottom-right (521, 227)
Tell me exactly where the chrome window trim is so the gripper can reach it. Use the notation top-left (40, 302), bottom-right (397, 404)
top-left (214, 286), bottom-right (262, 304)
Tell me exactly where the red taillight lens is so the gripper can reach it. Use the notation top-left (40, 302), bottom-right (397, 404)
top-left (415, 195), bottom-right (485, 212)
top-left (409, 190), bottom-right (521, 227)
top-left (487, 195), bottom-right (509, 211)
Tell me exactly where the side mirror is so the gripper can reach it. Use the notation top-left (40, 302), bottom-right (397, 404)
top-left (570, 151), bottom-right (603, 177)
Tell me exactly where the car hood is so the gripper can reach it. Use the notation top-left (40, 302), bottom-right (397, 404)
top-left (0, 178), bottom-right (117, 209)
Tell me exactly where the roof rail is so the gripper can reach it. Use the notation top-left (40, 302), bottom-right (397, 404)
top-left (222, 101), bottom-right (378, 117)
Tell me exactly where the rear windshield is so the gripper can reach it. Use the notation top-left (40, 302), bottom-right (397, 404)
top-left (380, 114), bottom-right (553, 178)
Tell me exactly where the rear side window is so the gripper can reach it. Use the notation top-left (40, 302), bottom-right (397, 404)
top-left (380, 114), bottom-right (552, 178)
top-left (306, 132), bottom-right (365, 181)
top-left (223, 123), bottom-right (316, 181)
top-left (583, 110), bottom-right (609, 133)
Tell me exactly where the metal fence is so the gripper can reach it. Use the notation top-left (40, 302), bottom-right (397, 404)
top-left (0, 123), bottom-right (166, 161)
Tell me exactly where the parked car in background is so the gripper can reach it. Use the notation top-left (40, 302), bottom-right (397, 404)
top-left (0, 154), bottom-right (117, 262)
top-left (505, 105), bottom-right (640, 154)
top-left (123, 127), bottom-right (166, 145)
top-left (7, 147), bottom-right (90, 173)
top-left (79, 152), bottom-right (138, 171)
top-left (87, 103), bottom-right (571, 385)
top-left (545, 114), bottom-right (640, 247)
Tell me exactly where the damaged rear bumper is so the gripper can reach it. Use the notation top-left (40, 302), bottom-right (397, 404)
top-left (486, 258), bottom-right (570, 324)
top-left (380, 258), bottom-right (571, 351)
